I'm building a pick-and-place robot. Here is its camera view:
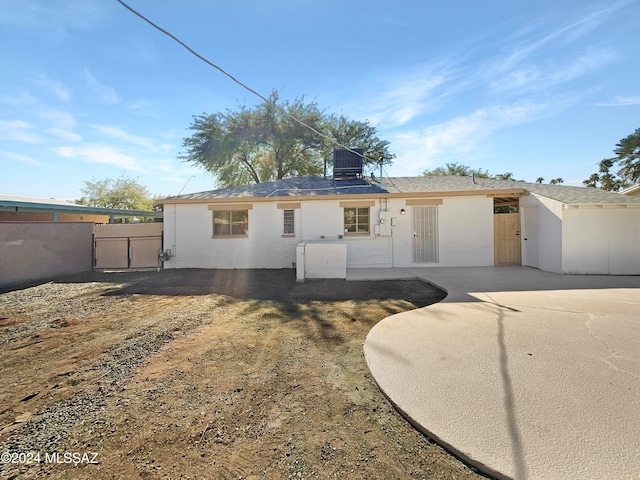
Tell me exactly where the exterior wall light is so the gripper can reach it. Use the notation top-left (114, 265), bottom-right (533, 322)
top-left (400, 208), bottom-right (406, 215)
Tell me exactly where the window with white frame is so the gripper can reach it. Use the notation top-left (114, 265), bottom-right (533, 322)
top-left (283, 209), bottom-right (295, 236)
top-left (343, 207), bottom-right (370, 235)
top-left (212, 210), bottom-right (249, 237)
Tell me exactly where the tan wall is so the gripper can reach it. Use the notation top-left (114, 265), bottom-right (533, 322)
top-left (0, 222), bottom-right (94, 288)
top-left (0, 212), bottom-right (54, 221)
top-left (94, 223), bottom-right (163, 269)
top-left (58, 213), bottom-right (110, 223)
top-left (94, 223), bottom-right (163, 238)
top-left (0, 211), bottom-right (110, 222)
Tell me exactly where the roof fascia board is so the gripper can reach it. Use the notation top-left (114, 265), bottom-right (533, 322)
top-left (564, 203), bottom-right (640, 209)
top-left (620, 184), bottom-right (640, 195)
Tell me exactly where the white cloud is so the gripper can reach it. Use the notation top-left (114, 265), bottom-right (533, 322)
top-left (0, 0), bottom-right (110, 30)
top-left (48, 128), bottom-right (82, 142)
top-left (89, 124), bottom-right (155, 149)
top-left (34, 110), bottom-right (81, 141)
top-left (350, 2), bottom-right (631, 178)
top-left (495, 2), bottom-right (625, 73)
top-left (0, 120), bottom-right (43, 143)
top-left (35, 74), bottom-right (72, 102)
top-left (475, 2), bottom-right (627, 98)
top-left (157, 143), bottom-right (176, 153)
top-left (492, 48), bottom-right (618, 94)
top-left (0, 150), bottom-right (45, 166)
top-left (53, 144), bottom-right (143, 171)
top-left (347, 3), bottom-right (624, 135)
top-left (0, 91), bottom-right (37, 106)
top-left (83, 68), bottom-right (120, 105)
top-left (38, 109), bottom-right (76, 130)
top-left (559, 2), bottom-right (631, 43)
top-left (339, 62), bottom-right (460, 129)
top-left (597, 95), bottom-right (640, 107)
top-left (161, 176), bottom-right (189, 184)
top-left (373, 74), bottom-right (450, 127)
top-left (390, 101), bottom-right (549, 175)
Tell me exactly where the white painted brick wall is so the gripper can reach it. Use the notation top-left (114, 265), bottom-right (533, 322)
top-left (438, 197), bottom-right (494, 266)
top-left (521, 194), bottom-right (563, 273)
top-left (165, 195), bottom-right (505, 270)
top-left (562, 206), bottom-right (640, 274)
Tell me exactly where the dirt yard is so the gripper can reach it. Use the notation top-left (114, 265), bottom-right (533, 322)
top-left (0, 269), bottom-right (488, 479)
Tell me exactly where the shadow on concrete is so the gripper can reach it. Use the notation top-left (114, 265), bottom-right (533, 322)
top-left (495, 303), bottom-right (528, 480)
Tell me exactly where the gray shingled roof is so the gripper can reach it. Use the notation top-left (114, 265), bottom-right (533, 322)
top-left (162, 175), bottom-right (640, 206)
top-left (513, 181), bottom-right (640, 205)
top-left (372, 176), bottom-right (640, 205)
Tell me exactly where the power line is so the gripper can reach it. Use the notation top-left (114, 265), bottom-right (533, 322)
top-left (115, 0), bottom-right (373, 163)
top-left (381, 165), bottom-right (401, 192)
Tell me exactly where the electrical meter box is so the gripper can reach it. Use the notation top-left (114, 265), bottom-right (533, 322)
top-left (378, 212), bottom-right (391, 236)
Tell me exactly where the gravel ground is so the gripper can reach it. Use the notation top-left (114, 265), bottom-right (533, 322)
top-left (0, 269), bottom-right (490, 480)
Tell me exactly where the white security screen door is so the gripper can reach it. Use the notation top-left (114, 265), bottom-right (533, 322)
top-left (412, 206), bottom-right (439, 263)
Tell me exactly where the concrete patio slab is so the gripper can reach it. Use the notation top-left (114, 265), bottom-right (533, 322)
top-left (362, 267), bottom-right (640, 480)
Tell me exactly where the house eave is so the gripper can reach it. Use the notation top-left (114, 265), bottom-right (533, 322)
top-left (158, 188), bottom-right (528, 205)
top-left (563, 203), bottom-right (640, 209)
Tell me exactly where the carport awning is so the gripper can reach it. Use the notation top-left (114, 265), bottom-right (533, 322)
top-left (0, 198), bottom-right (163, 221)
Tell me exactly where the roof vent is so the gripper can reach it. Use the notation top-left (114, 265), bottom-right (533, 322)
top-left (333, 148), bottom-right (363, 180)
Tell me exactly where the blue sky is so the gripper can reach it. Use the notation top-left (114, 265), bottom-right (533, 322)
top-left (1, 0), bottom-right (639, 200)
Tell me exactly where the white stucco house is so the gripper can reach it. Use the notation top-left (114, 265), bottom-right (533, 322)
top-left (159, 174), bottom-right (640, 277)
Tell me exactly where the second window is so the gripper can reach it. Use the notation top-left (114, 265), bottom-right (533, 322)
top-left (344, 207), bottom-right (370, 235)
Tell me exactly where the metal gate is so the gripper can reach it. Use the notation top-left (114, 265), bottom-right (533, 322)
top-left (412, 206), bottom-right (439, 263)
top-left (94, 223), bottom-right (163, 269)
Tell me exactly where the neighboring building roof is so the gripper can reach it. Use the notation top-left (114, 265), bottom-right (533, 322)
top-left (0, 194), bottom-right (163, 219)
top-left (161, 176), bottom-right (640, 206)
top-left (621, 184), bottom-right (640, 197)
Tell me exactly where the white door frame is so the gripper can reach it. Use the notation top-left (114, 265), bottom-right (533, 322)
top-left (521, 205), bottom-right (539, 268)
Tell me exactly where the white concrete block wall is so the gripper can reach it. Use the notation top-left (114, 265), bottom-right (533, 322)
top-left (562, 206), bottom-right (640, 274)
top-left (438, 197), bottom-right (494, 267)
top-left (302, 243), bottom-right (347, 278)
top-left (389, 196), bottom-right (494, 267)
top-left (388, 203), bottom-right (412, 266)
top-left (300, 199), bottom-right (396, 267)
top-left (164, 193), bottom-right (640, 275)
top-left (164, 195), bottom-right (504, 271)
top-left (165, 203), bottom-right (300, 269)
top-left (345, 236), bottom-right (392, 267)
top-left (299, 201), bottom-right (343, 239)
top-left (521, 194), bottom-right (563, 274)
